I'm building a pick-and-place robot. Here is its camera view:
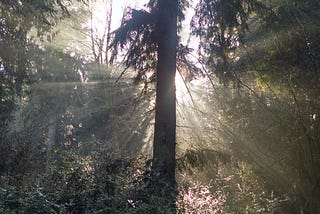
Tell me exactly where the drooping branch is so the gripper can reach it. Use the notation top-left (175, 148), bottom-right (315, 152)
top-left (110, 9), bottom-right (156, 48)
top-left (109, 6), bottom-right (200, 86)
top-left (109, 8), bottom-right (157, 86)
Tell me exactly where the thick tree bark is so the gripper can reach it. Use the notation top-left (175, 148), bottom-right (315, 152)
top-left (153, 0), bottom-right (178, 186)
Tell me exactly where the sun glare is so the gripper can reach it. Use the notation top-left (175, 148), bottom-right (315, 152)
top-left (176, 72), bottom-right (193, 105)
top-left (89, 0), bottom-right (199, 108)
top-left (89, 0), bottom-right (149, 34)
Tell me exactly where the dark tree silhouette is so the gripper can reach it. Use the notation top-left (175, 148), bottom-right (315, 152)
top-left (152, 0), bottom-right (178, 186)
top-left (110, 0), bottom-right (179, 186)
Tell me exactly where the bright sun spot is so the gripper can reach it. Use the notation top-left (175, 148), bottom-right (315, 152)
top-left (89, 0), bottom-right (198, 107)
top-left (89, 0), bottom-right (149, 34)
top-left (176, 72), bottom-right (193, 105)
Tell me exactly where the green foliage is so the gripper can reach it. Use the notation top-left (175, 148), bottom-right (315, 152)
top-left (240, 0), bottom-right (320, 84)
top-left (35, 48), bottom-right (88, 82)
top-left (0, 0), bottom-right (87, 124)
top-left (0, 149), bottom-right (177, 213)
top-left (0, 128), bottom-right (44, 186)
top-left (191, 0), bottom-right (269, 82)
top-left (1, 117), bottom-right (290, 213)
top-left (177, 162), bottom-right (284, 213)
top-left (1, 0), bottom-right (320, 213)
top-left (178, 148), bottom-right (231, 172)
top-left (209, 80), bottom-right (320, 212)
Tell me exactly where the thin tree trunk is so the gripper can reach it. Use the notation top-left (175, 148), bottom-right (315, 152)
top-left (46, 108), bottom-right (57, 172)
top-left (105, 0), bottom-right (113, 66)
top-left (89, 4), bottom-right (98, 62)
top-left (153, 0), bottom-right (178, 186)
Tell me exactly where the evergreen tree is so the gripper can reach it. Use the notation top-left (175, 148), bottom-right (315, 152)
top-left (110, 0), bottom-right (181, 186)
top-left (109, 0), bottom-right (262, 186)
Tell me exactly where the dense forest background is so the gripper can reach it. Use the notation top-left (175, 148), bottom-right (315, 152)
top-left (1, 0), bottom-right (320, 213)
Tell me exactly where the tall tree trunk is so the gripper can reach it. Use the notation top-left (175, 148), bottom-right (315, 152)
top-left (153, 0), bottom-right (178, 186)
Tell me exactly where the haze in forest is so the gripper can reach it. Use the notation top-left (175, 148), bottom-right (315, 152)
top-left (0, 0), bottom-right (320, 213)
